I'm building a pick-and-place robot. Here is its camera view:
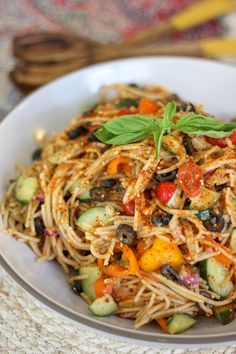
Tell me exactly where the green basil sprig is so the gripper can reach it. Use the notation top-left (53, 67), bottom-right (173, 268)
top-left (95, 101), bottom-right (236, 157)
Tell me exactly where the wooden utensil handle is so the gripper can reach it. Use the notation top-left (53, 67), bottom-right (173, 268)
top-left (94, 42), bottom-right (203, 62)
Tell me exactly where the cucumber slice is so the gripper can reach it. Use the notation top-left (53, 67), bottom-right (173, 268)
top-left (115, 97), bottom-right (140, 108)
top-left (69, 180), bottom-right (91, 202)
top-left (48, 144), bottom-right (81, 164)
top-left (200, 258), bottom-right (233, 298)
top-left (80, 266), bottom-right (102, 301)
top-left (162, 135), bottom-right (186, 156)
top-left (214, 303), bottom-right (235, 325)
top-left (89, 294), bottom-right (118, 317)
top-left (189, 187), bottom-right (220, 211)
top-left (230, 228), bottom-right (236, 252)
top-left (14, 176), bottom-right (38, 205)
top-left (166, 187), bottom-right (182, 208)
top-left (77, 190), bottom-right (91, 202)
top-left (76, 206), bottom-right (110, 231)
top-left (167, 313), bottom-right (196, 334)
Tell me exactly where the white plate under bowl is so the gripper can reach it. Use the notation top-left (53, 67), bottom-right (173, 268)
top-left (1, 57), bottom-right (236, 348)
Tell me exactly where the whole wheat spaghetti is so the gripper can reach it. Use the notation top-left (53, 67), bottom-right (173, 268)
top-left (2, 83), bottom-right (236, 334)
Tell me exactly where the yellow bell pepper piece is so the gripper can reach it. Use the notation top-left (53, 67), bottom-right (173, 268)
top-left (139, 237), bottom-right (183, 272)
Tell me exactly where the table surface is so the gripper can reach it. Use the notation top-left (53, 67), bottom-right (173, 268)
top-left (1, 1), bottom-right (236, 352)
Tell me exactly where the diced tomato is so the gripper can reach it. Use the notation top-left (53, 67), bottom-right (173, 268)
top-left (123, 200), bottom-right (135, 216)
top-left (178, 162), bottom-right (204, 198)
top-left (205, 131), bottom-right (236, 147)
top-left (117, 108), bottom-right (138, 116)
top-left (155, 182), bottom-right (177, 204)
top-left (205, 136), bottom-right (228, 148)
top-left (230, 131), bottom-right (236, 144)
top-left (139, 99), bottom-right (158, 114)
top-left (94, 276), bottom-right (113, 298)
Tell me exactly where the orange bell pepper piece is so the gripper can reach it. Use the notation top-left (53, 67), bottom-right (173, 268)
top-left (107, 156), bottom-right (132, 176)
top-left (139, 99), bottom-right (158, 114)
top-left (94, 276), bottom-right (114, 298)
top-left (139, 237), bottom-right (183, 272)
top-left (156, 318), bottom-right (169, 333)
top-left (98, 244), bottom-right (139, 277)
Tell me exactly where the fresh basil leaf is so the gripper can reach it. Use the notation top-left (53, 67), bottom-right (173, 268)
top-left (104, 115), bottom-right (158, 135)
top-left (176, 114), bottom-right (236, 137)
top-left (104, 129), bottom-right (153, 144)
top-left (153, 128), bottom-right (165, 157)
top-left (115, 97), bottom-right (140, 108)
top-left (94, 127), bottom-right (116, 143)
top-left (163, 101), bottom-right (176, 128)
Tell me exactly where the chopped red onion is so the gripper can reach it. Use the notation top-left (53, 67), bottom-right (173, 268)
top-left (44, 228), bottom-right (59, 238)
top-left (35, 191), bottom-right (45, 203)
top-left (182, 273), bottom-right (200, 288)
top-left (204, 169), bottom-right (215, 178)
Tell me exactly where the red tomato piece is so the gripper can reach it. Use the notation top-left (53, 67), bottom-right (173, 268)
top-left (155, 182), bottom-right (177, 204)
top-left (230, 131), bottom-right (236, 144)
top-left (117, 108), bottom-right (138, 116)
top-left (178, 162), bottom-right (204, 198)
top-left (123, 200), bottom-right (135, 216)
top-left (205, 136), bottom-right (228, 148)
top-left (94, 276), bottom-right (113, 298)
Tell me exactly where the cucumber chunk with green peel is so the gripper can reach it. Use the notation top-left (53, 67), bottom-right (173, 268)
top-left (167, 313), bottom-right (196, 334)
top-left (14, 176), bottom-right (38, 205)
top-left (89, 294), bottom-right (118, 316)
top-left (166, 187), bottom-right (182, 209)
top-left (189, 187), bottom-right (220, 210)
top-left (48, 144), bottom-right (81, 164)
top-left (69, 180), bottom-right (91, 202)
top-left (214, 304), bottom-right (235, 325)
top-left (200, 258), bottom-right (233, 298)
top-left (80, 266), bottom-right (102, 302)
top-left (230, 228), bottom-right (236, 252)
top-left (76, 206), bottom-right (110, 231)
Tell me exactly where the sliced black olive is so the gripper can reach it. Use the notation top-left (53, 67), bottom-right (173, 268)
top-left (128, 83), bottom-right (139, 87)
top-left (182, 135), bottom-right (195, 156)
top-left (183, 198), bottom-right (191, 209)
top-left (215, 183), bottom-right (229, 192)
top-left (161, 264), bottom-right (183, 285)
top-left (99, 179), bottom-right (117, 188)
top-left (63, 193), bottom-right (71, 202)
top-left (67, 125), bottom-right (88, 140)
top-left (89, 187), bottom-right (108, 201)
top-left (154, 170), bottom-right (177, 182)
top-left (71, 280), bottom-right (82, 295)
top-left (151, 213), bottom-right (173, 226)
top-left (88, 132), bottom-right (99, 142)
top-left (32, 148), bottom-right (42, 161)
top-left (116, 224), bottom-right (137, 246)
top-left (34, 217), bottom-right (45, 235)
top-left (202, 210), bottom-right (225, 232)
top-left (177, 102), bottom-right (196, 113)
top-left (115, 184), bottom-right (126, 193)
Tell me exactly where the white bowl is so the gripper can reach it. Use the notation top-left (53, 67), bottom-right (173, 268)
top-left (1, 57), bottom-right (236, 347)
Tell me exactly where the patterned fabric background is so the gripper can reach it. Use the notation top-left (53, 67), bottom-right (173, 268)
top-left (0, 0), bottom-right (223, 120)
